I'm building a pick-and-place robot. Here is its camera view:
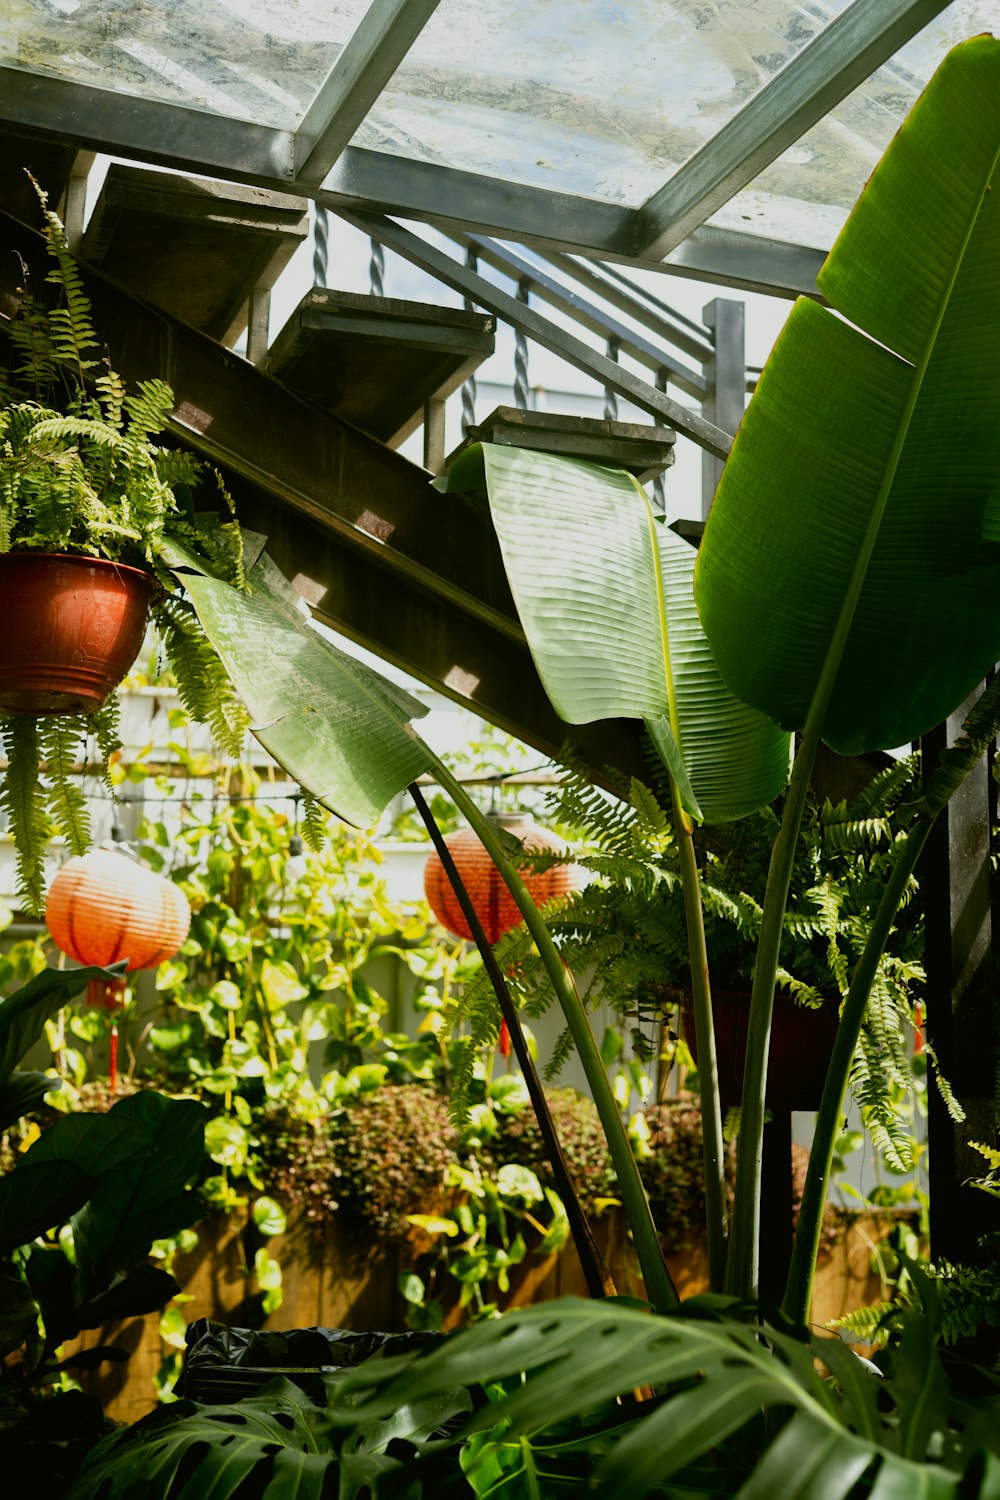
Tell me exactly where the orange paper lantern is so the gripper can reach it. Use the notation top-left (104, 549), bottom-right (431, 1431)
top-left (423, 815), bottom-right (579, 945)
top-left (46, 848), bottom-right (191, 1088)
top-left (423, 815), bottom-right (580, 1057)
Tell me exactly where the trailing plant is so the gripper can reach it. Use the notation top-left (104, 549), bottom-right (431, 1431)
top-left (0, 181), bottom-right (248, 911)
top-left (0, 964), bottom-right (207, 1492)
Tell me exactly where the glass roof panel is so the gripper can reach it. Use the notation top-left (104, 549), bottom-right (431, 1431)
top-left (0, 0), bottom-right (371, 129)
top-left (348, 0), bottom-right (838, 206)
top-left (710, 0), bottom-right (1000, 250)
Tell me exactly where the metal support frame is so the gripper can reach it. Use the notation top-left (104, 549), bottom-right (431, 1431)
top-left (637, 0), bottom-right (952, 258)
top-left (0, 207), bottom-right (650, 789)
top-left (0, 68), bottom-right (826, 297)
top-left (701, 299), bottom-right (746, 517)
top-left (293, 0), bottom-right (443, 186)
top-left (245, 284), bottom-right (271, 367)
top-left (449, 233), bottom-right (707, 401)
top-left (422, 395), bottom-right (447, 473)
top-left (337, 210), bottom-right (732, 458)
top-left (921, 690), bottom-right (1000, 1268)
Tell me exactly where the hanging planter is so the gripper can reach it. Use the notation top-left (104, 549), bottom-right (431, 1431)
top-left (0, 553), bottom-right (154, 715)
top-left (45, 847), bottom-right (191, 1089)
top-left (682, 990), bottom-right (840, 1113)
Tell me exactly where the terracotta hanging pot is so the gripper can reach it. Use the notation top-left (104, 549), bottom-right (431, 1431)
top-left (682, 989), bottom-right (840, 1113)
top-left (0, 552), bottom-right (154, 714)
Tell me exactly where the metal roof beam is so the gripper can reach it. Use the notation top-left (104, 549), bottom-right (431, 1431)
top-left (536, 252), bottom-right (714, 363)
top-left (293, 0), bottom-right (444, 187)
top-left (0, 68), bottom-right (823, 295)
top-left (447, 233), bottom-right (708, 400)
top-left (341, 211), bottom-right (732, 457)
top-left (637, 0), bottom-right (952, 260)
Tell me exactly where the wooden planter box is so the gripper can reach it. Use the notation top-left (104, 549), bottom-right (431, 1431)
top-left (65, 1207), bottom-right (904, 1424)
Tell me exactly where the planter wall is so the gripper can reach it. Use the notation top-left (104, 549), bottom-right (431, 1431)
top-left (64, 1206), bottom-right (905, 1424)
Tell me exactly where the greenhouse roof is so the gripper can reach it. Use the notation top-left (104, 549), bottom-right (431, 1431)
top-left (2, 0), bottom-right (997, 297)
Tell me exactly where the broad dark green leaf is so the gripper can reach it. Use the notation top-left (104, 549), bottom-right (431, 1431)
top-left (70, 1093), bottom-right (206, 1293)
top-left (696, 37), bottom-right (1000, 755)
top-left (734, 1411), bottom-right (873, 1500)
top-left (0, 1268), bottom-right (38, 1356)
top-left (0, 1071), bottom-right (62, 1132)
top-left (0, 963), bottom-right (127, 1086)
top-left (67, 1382), bottom-right (335, 1500)
top-left (454, 443), bottom-right (789, 823)
top-left (75, 1264), bottom-right (179, 1329)
top-left (160, 538), bottom-right (432, 829)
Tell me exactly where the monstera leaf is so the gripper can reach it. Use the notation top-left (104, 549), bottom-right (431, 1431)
top-left (696, 35), bottom-right (1000, 755)
top-left (333, 1295), bottom-right (1000, 1499)
top-left (443, 443), bottom-right (790, 824)
top-left (160, 537), bottom-right (432, 828)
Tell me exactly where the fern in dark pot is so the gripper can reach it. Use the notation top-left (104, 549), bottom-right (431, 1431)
top-left (0, 181), bottom-right (247, 911)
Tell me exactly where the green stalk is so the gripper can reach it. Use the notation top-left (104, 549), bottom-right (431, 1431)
top-left (724, 714), bottom-right (823, 1298)
top-left (782, 817), bottom-right (932, 1324)
top-left (671, 782), bottom-right (728, 1290)
top-left (432, 755), bottom-right (679, 1312)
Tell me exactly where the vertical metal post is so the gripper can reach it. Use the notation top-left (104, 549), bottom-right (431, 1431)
top-left (701, 298), bottom-right (745, 520)
top-left (423, 395), bottom-right (446, 473)
top-left (245, 285), bottom-right (271, 367)
top-left (921, 686), bottom-right (1000, 1267)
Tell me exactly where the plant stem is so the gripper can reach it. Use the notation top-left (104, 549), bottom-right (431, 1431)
top-left (782, 817), bottom-right (932, 1324)
top-left (725, 716), bottom-right (823, 1299)
top-left (408, 781), bottom-right (617, 1301)
top-left (670, 782), bottom-right (728, 1291)
top-left (431, 758), bottom-right (679, 1312)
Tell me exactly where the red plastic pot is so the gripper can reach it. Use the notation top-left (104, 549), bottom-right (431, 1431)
top-left (682, 989), bottom-right (840, 1112)
top-left (0, 552), bottom-right (154, 714)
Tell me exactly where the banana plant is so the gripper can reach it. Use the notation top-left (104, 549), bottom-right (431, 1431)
top-left (695, 32), bottom-right (1000, 1299)
top-left (437, 441), bottom-right (792, 1291)
top-left (159, 533), bottom-right (680, 1311)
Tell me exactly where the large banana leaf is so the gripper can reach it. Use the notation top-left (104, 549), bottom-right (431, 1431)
top-left (333, 1297), bottom-right (1000, 1498)
top-left (160, 538), bottom-right (432, 828)
top-left (695, 36), bottom-right (1000, 755)
top-left (444, 443), bottom-right (790, 823)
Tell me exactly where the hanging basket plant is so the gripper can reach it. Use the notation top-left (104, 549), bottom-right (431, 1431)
top-left (0, 178), bottom-right (249, 912)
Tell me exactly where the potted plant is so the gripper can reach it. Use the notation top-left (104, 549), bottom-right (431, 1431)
top-left (0, 181), bottom-right (247, 912)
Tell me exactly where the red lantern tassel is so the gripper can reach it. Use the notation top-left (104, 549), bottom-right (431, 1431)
top-left (86, 976), bottom-right (128, 1010)
top-left (498, 1019), bottom-right (511, 1058)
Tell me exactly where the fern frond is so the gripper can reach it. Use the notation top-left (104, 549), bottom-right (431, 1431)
top-left (153, 594), bottom-right (249, 758)
top-left (300, 793), bottom-right (327, 851)
top-left (40, 715), bottom-right (90, 856)
top-left (0, 714), bottom-right (52, 915)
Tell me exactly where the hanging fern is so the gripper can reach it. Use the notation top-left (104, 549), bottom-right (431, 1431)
top-left (152, 593), bottom-right (249, 760)
top-left (0, 715), bottom-right (52, 913)
top-left (39, 715), bottom-right (90, 857)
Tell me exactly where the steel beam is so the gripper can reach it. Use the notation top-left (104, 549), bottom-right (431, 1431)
top-left (0, 208), bottom-right (648, 788)
top-left (293, 0), bottom-right (444, 186)
top-left (0, 65), bottom-right (827, 295)
top-left (701, 299), bottom-right (746, 517)
top-left (637, 0), bottom-right (951, 259)
top-left (447, 233), bottom-right (707, 400)
top-left (338, 211), bottom-right (732, 458)
top-left (539, 253), bottom-right (714, 364)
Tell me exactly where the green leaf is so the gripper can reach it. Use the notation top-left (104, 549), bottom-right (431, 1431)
top-left (69, 1379), bottom-right (336, 1500)
top-left (0, 1268), bottom-right (39, 1356)
top-left (0, 1070), bottom-right (62, 1132)
top-left (205, 1115), bottom-right (249, 1171)
top-left (76, 1264), bottom-right (179, 1329)
top-left (496, 1164), bottom-right (543, 1205)
top-left (460, 443), bottom-right (790, 823)
top-left (69, 1094), bottom-right (207, 1299)
top-left (259, 958), bottom-right (307, 1012)
top-left (696, 37), bottom-right (1000, 755)
top-left (252, 1195), bottom-right (287, 1238)
top-left (160, 539), bottom-right (433, 828)
top-left (0, 962), bottom-right (127, 1087)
